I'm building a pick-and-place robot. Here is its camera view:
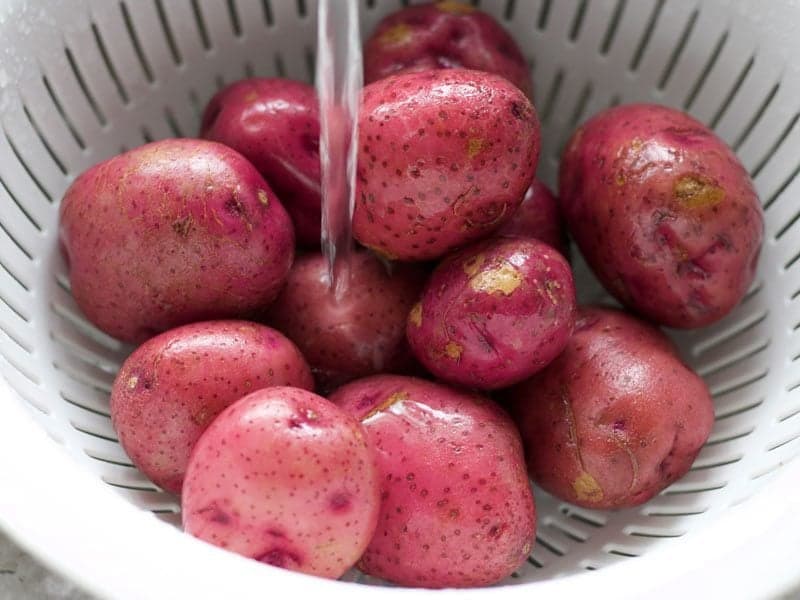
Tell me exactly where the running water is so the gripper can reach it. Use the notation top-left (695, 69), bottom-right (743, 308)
top-left (316, 0), bottom-right (362, 300)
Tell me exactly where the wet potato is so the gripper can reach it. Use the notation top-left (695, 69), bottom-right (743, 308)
top-left (508, 306), bottom-right (715, 509)
top-left (364, 1), bottom-right (533, 97)
top-left (201, 78), bottom-right (322, 247)
top-left (182, 387), bottom-right (381, 579)
top-left (59, 139), bottom-right (295, 343)
top-left (354, 68), bottom-right (540, 261)
top-left (407, 237), bottom-right (576, 390)
top-left (559, 103), bottom-right (764, 328)
top-left (330, 375), bottom-right (535, 588)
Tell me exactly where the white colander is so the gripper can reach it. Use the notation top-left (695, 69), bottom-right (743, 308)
top-left (0, 0), bottom-right (799, 598)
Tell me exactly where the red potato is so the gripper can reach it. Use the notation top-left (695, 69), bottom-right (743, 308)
top-left (110, 320), bottom-right (313, 494)
top-left (559, 103), bottom-right (764, 328)
top-left (354, 69), bottom-right (540, 261)
top-left (59, 139), bottom-right (295, 343)
top-left (265, 251), bottom-right (427, 391)
top-left (330, 375), bottom-right (535, 588)
top-left (200, 78), bottom-right (322, 247)
top-left (364, 1), bottom-right (532, 97)
top-left (508, 306), bottom-right (715, 509)
top-left (407, 237), bottom-right (576, 389)
top-left (182, 387), bottom-right (380, 579)
top-left (498, 179), bottom-right (569, 257)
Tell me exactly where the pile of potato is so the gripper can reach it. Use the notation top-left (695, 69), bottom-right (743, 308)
top-left (57, 1), bottom-right (763, 589)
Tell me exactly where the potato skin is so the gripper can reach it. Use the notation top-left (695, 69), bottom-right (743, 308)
top-left (508, 306), bottom-right (715, 509)
top-left (110, 320), bottom-right (313, 494)
top-left (407, 237), bottom-right (575, 389)
top-left (364, 1), bottom-right (532, 97)
top-left (330, 375), bottom-right (535, 588)
top-left (559, 103), bottom-right (763, 328)
top-left (200, 78), bottom-right (321, 247)
top-left (182, 387), bottom-right (380, 579)
top-left (266, 251), bottom-right (426, 390)
top-left (498, 180), bottom-right (568, 257)
top-left (59, 139), bottom-right (295, 343)
top-left (354, 69), bottom-right (539, 261)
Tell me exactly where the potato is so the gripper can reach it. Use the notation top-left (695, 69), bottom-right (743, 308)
top-left (182, 387), bottom-right (380, 579)
top-left (354, 69), bottom-right (539, 261)
top-left (59, 139), bottom-right (295, 343)
top-left (507, 306), bottom-right (715, 509)
top-left (364, 1), bottom-right (532, 97)
top-left (498, 179), bottom-right (568, 257)
top-left (330, 375), bottom-right (535, 588)
top-left (110, 320), bottom-right (313, 494)
top-left (200, 78), bottom-right (321, 247)
top-left (559, 103), bottom-right (764, 328)
top-left (266, 250), bottom-right (426, 391)
top-left (407, 237), bottom-right (575, 389)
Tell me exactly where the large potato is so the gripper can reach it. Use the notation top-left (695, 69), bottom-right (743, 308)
top-left (59, 139), bottom-right (295, 343)
top-left (110, 320), bottom-right (313, 494)
top-left (201, 78), bottom-right (322, 247)
top-left (559, 103), bottom-right (763, 328)
top-left (508, 306), bottom-right (715, 509)
top-left (407, 237), bottom-right (575, 389)
top-left (266, 251), bottom-right (426, 390)
top-left (364, 1), bottom-right (532, 97)
top-left (182, 387), bottom-right (380, 579)
top-left (354, 69), bottom-right (539, 261)
top-left (330, 375), bottom-right (535, 588)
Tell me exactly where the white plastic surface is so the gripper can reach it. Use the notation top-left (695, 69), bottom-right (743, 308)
top-left (0, 0), bottom-right (798, 597)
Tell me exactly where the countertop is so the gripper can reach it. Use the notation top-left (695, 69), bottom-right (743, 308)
top-left (0, 529), bottom-right (91, 599)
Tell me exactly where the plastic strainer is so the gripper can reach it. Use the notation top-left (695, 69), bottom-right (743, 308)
top-left (0, 0), bottom-right (799, 598)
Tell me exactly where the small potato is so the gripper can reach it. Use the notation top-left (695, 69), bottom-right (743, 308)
top-left (498, 180), bottom-right (568, 257)
top-left (508, 306), bottom-right (715, 509)
top-left (354, 69), bottom-right (539, 261)
top-left (559, 103), bottom-right (764, 328)
top-left (330, 375), bottom-right (535, 588)
top-left (110, 320), bottom-right (313, 494)
top-left (59, 139), bottom-right (295, 343)
top-left (201, 78), bottom-right (322, 246)
top-left (182, 387), bottom-right (380, 579)
top-left (407, 237), bottom-right (575, 389)
top-left (266, 251), bottom-right (426, 390)
top-left (364, 1), bottom-right (532, 97)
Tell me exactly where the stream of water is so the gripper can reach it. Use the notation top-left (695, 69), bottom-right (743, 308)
top-left (316, 0), bottom-right (362, 300)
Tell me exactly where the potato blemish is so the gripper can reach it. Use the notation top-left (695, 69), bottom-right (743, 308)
top-left (172, 215), bottom-right (193, 237)
top-left (256, 547), bottom-right (303, 569)
top-left (191, 407), bottom-right (210, 426)
top-left (364, 391), bottom-right (410, 420)
top-left (378, 23), bottom-right (413, 46)
top-left (462, 253), bottom-right (486, 277)
top-left (572, 471), bottom-right (603, 503)
top-left (258, 189), bottom-right (269, 206)
top-left (196, 502), bottom-right (232, 525)
top-left (409, 302), bottom-right (423, 327)
top-left (436, 0), bottom-right (476, 14)
top-left (328, 491), bottom-right (352, 514)
top-left (673, 174), bottom-right (724, 209)
top-left (543, 279), bottom-right (561, 304)
top-left (467, 138), bottom-right (485, 159)
top-left (127, 375), bottom-right (139, 389)
top-left (444, 341), bottom-right (463, 359)
top-left (470, 263), bottom-right (522, 295)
